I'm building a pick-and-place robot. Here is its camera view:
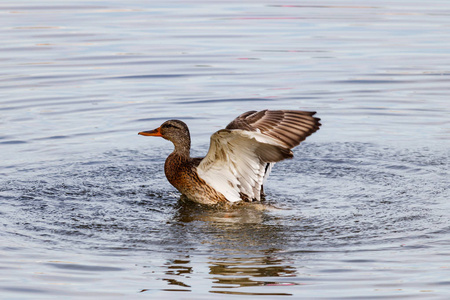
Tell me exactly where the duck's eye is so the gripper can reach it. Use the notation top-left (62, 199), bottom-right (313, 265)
top-left (163, 123), bottom-right (178, 129)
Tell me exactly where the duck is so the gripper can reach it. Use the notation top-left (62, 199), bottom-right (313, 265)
top-left (138, 110), bottom-right (321, 205)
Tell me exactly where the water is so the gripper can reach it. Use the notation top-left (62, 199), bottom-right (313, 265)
top-left (1, 0), bottom-right (449, 298)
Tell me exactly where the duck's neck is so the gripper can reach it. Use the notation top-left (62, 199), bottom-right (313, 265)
top-left (172, 137), bottom-right (191, 158)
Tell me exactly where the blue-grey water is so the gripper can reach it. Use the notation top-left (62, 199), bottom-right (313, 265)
top-left (1, 1), bottom-right (449, 299)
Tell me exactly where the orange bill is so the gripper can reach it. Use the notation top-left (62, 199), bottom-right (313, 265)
top-left (138, 127), bottom-right (162, 137)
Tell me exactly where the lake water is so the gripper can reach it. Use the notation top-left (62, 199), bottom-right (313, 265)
top-left (1, 1), bottom-right (449, 299)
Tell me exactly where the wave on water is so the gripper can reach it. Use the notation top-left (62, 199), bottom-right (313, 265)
top-left (1, 142), bottom-right (448, 255)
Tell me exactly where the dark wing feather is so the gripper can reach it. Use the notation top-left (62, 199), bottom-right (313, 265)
top-left (226, 110), bottom-right (321, 148)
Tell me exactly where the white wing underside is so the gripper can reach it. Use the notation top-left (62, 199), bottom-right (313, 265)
top-left (197, 129), bottom-right (288, 202)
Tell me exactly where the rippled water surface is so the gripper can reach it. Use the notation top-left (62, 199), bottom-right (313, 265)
top-left (1, 1), bottom-right (449, 299)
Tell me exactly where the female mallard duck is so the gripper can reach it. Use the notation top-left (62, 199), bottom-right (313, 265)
top-left (139, 110), bottom-right (321, 205)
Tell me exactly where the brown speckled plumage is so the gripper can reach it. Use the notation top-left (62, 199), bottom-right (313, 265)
top-left (164, 152), bottom-right (227, 205)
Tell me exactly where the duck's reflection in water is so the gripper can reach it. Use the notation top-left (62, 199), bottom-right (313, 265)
top-left (160, 257), bottom-right (192, 292)
top-left (209, 255), bottom-right (297, 296)
top-left (161, 199), bottom-right (300, 296)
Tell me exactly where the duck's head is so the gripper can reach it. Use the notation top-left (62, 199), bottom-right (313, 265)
top-left (139, 120), bottom-right (191, 147)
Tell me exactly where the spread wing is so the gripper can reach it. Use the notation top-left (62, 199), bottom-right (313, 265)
top-left (197, 110), bottom-right (321, 202)
top-left (226, 110), bottom-right (321, 148)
